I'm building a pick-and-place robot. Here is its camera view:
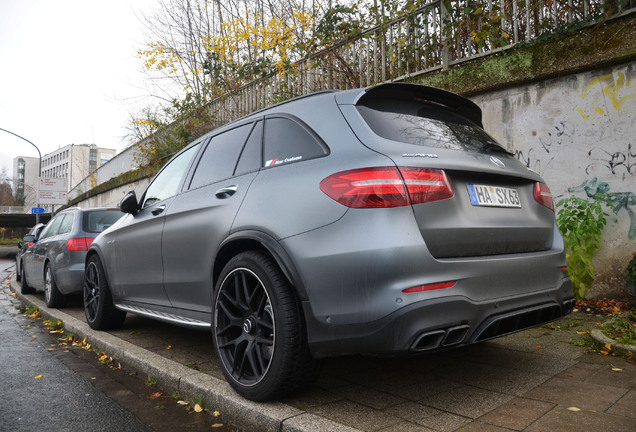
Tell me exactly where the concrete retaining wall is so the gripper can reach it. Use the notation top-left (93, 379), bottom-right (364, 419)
top-left (473, 61), bottom-right (636, 298)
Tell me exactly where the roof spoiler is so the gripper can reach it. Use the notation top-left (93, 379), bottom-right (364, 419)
top-left (357, 83), bottom-right (483, 127)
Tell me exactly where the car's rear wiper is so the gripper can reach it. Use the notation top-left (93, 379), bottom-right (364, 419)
top-left (483, 141), bottom-right (514, 156)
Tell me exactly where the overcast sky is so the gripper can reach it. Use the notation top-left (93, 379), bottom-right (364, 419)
top-left (0, 0), bottom-right (159, 177)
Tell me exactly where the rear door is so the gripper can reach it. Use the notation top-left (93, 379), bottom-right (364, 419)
top-left (162, 122), bottom-right (259, 312)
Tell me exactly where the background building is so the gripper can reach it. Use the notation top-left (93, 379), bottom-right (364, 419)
top-left (13, 144), bottom-right (115, 211)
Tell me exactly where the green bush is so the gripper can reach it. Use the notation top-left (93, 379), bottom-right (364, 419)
top-left (556, 196), bottom-right (608, 300)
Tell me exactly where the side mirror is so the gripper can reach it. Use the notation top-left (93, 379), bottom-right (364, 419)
top-left (120, 190), bottom-right (139, 215)
top-left (17, 242), bottom-right (23, 249)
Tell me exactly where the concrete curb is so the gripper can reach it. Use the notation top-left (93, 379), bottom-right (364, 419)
top-left (10, 278), bottom-right (361, 432)
top-left (590, 328), bottom-right (636, 357)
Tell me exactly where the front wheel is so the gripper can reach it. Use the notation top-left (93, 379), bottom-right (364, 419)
top-left (84, 255), bottom-right (126, 330)
top-left (213, 251), bottom-right (322, 401)
top-left (44, 264), bottom-right (67, 308)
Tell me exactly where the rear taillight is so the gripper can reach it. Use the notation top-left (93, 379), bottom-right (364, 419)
top-left (320, 167), bottom-right (454, 208)
top-left (533, 182), bottom-right (554, 211)
top-left (26, 242), bottom-right (35, 248)
top-left (67, 237), bottom-right (94, 251)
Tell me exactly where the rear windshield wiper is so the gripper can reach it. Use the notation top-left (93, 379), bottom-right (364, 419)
top-left (483, 141), bottom-right (514, 156)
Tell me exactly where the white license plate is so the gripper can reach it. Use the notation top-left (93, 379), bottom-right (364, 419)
top-left (467, 184), bottom-right (521, 208)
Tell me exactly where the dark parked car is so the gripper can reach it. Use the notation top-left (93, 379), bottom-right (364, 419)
top-left (84, 83), bottom-right (574, 401)
top-left (20, 207), bottom-right (124, 307)
top-left (15, 223), bottom-right (45, 282)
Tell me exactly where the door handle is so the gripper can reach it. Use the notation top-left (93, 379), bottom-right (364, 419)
top-left (151, 205), bottom-right (166, 216)
top-left (215, 185), bottom-right (238, 199)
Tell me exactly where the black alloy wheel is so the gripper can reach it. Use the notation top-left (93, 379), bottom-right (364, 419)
top-left (84, 255), bottom-right (126, 330)
top-left (213, 251), bottom-right (322, 401)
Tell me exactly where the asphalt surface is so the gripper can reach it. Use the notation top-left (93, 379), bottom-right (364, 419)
top-left (0, 257), bottom-right (153, 432)
top-left (2, 251), bottom-right (635, 432)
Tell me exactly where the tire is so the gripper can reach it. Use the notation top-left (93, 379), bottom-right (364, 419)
top-left (84, 255), bottom-right (126, 330)
top-left (213, 251), bottom-right (322, 401)
top-left (20, 263), bottom-right (35, 295)
top-left (44, 263), bottom-right (67, 308)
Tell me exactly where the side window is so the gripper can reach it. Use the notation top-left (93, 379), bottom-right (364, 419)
top-left (57, 214), bottom-right (74, 235)
top-left (234, 121), bottom-right (262, 176)
top-left (142, 144), bottom-right (200, 209)
top-left (189, 124), bottom-right (252, 189)
top-left (263, 117), bottom-right (328, 168)
top-left (39, 215), bottom-right (64, 240)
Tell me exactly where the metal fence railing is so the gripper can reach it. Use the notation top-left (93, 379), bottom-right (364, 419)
top-left (203, 0), bottom-right (635, 129)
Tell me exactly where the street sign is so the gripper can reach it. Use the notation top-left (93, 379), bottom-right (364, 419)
top-left (31, 207), bottom-right (45, 214)
top-left (39, 178), bottom-right (67, 205)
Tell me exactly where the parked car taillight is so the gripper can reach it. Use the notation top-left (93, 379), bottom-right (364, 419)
top-left (67, 237), bottom-right (95, 251)
top-left (320, 167), bottom-right (454, 208)
top-left (533, 182), bottom-right (554, 211)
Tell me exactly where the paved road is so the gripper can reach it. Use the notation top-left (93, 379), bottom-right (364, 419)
top-left (0, 258), bottom-right (153, 432)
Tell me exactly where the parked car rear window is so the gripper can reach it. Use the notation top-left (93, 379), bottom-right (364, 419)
top-left (83, 210), bottom-right (123, 233)
top-left (263, 117), bottom-right (328, 168)
top-left (190, 124), bottom-right (252, 189)
top-left (356, 98), bottom-right (499, 151)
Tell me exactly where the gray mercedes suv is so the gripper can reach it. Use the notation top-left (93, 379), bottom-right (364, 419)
top-left (84, 83), bottom-right (574, 401)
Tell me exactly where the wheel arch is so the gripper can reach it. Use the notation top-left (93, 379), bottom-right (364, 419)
top-left (214, 231), bottom-right (308, 300)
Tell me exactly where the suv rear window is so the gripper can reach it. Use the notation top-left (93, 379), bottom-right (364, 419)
top-left (356, 98), bottom-right (500, 152)
top-left (83, 210), bottom-right (123, 233)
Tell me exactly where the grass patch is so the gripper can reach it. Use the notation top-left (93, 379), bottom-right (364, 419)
top-left (600, 311), bottom-right (636, 346)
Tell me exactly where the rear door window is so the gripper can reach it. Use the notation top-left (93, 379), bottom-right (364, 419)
top-left (189, 123), bottom-right (252, 189)
top-left (57, 213), bottom-right (74, 235)
top-left (263, 116), bottom-right (328, 168)
top-left (39, 215), bottom-right (64, 240)
top-left (356, 98), bottom-right (499, 152)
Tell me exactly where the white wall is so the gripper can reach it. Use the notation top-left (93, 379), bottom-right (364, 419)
top-left (473, 61), bottom-right (636, 298)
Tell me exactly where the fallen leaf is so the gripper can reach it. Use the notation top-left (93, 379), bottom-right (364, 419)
top-left (147, 392), bottom-right (163, 400)
top-left (177, 400), bottom-right (189, 406)
top-left (567, 407), bottom-right (581, 412)
top-left (34, 375), bottom-right (43, 379)
top-left (611, 367), bottom-right (623, 372)
top-left (194, 404), bottom-right (203, 413)
top-left (166, 345), bottom-right (173, 350)
top-left (212, 424), bottom-right (224, 428)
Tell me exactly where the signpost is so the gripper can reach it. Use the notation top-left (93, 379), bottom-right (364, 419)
top-left (31, 207), bottom-right (45, 214)
top-left (39, 178), bottom-right (67, 205)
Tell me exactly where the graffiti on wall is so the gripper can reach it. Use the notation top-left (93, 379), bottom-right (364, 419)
top-left (511, 70), bottom-right (635, 240)
top-left (586, 143), bottom-right (635, 175)
top-left (568, 177), bottom-right (636, 240)
top-left (576, 72), bottom-right (636, 120)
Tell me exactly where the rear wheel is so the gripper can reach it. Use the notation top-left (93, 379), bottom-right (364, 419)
top-left (213, 251), bottom-right (322, 401)
top-left (44, 264), bottom-right (67, 308)
top-left (20, 263), bottom-right (35, 295)
top-left (84, 255), bottom-right (126, 330)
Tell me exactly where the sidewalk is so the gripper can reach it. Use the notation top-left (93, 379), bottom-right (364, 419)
top-left (5, 276), bottom-right (635, 432)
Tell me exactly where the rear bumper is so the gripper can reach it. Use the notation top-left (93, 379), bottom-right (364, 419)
top-left (304, 278), bottom-right (574, 358)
